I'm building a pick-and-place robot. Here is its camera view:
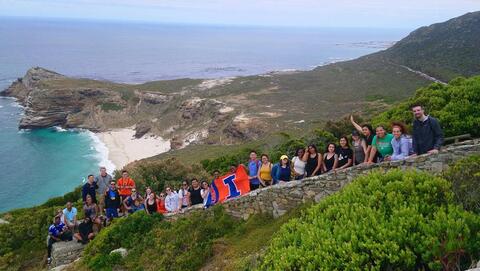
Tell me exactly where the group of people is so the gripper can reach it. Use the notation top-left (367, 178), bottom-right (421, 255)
top-left (47, 104), bottom-right (444, 263)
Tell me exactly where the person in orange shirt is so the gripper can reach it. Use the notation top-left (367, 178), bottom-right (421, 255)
top-left (117, 170), bottom-right (136, 214)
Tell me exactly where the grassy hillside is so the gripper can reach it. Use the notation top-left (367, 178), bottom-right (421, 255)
top-left (381, 11), bottom-right (480, 82)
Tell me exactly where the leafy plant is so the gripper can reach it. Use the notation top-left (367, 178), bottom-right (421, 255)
top-left (259, 170), bottom-right (480, 271)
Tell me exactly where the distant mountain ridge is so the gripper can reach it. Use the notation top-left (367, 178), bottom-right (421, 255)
top-left (380, 11), bottom-right (480, 81)
top-left (2, 11), bottom-right (479, 148)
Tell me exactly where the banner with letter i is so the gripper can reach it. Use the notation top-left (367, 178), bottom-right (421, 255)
top-left (209, 165), bottom-right (250, 204)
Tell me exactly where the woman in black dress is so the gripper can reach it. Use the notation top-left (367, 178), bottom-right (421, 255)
top-left (323, 143), bottom-right (338, 173)
top-left (145, 192), bottom-right (158, 215)
top-left (303, 144), bottom-right (323, 177)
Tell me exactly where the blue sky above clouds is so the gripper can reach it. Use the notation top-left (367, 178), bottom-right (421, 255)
top-left (0, 0), bottom-right (479, 28)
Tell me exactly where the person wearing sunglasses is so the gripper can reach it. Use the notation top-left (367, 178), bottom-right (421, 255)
top-left (156, 193), bottom-right (167, 214)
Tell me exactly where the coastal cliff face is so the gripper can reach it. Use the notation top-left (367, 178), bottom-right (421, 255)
top-left (3, 11), bottom-right (479, 147)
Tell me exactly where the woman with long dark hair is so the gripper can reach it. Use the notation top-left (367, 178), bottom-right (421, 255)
top-left (337, 136), bottom-right (353, 169)
top-left (292, 148), bottom-right (307, 180)
top-left (323, 143), bottom-right (338, 173)
top-left (303, 144), bottom-right (323, 177)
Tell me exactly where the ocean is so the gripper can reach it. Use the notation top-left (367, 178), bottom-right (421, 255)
top-left (0, 17), bottom-right (409, 212)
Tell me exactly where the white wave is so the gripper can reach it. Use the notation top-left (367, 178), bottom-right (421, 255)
top-left (53, 126), bottom-right (68, 132)
top-left (18, 129), bottom-right (31, 134)
top-left (85, 131), bottom-right (116, 174)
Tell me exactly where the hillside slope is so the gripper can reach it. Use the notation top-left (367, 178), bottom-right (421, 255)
top-left (1, 12), bottom-right (479, 150)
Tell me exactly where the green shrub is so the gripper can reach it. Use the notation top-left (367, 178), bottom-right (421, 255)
top-left (82, 206), bottom-right (238, 271)
top-left (259, 170), bottom-right (480, 271)
top-left (443, 155), bottom-right (480, 213)
top-left (373, 76), bottom-right (480, 137)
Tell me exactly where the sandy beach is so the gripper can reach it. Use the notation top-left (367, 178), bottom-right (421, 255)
top-left (97, 128), bottom-right (171, 169)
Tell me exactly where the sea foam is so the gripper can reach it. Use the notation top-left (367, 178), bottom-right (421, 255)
top-left (86, 131), bottom-right (116, 174)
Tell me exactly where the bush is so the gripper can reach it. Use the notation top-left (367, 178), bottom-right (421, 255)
top-left (372, 76), bottom-right (480, 137)
top-left (443, 155), bottom-right (480, 214)
top-left (259, 170), bottom-right (480, 271)
top-left (82, 206), bottom-right (238, 271)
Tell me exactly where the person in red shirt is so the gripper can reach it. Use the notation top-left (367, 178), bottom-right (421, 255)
top-left (156, 193), bottom-right (168, 214)
top-left (116, 170), bottom-right (136, 214)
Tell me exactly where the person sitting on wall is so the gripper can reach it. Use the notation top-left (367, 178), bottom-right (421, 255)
top-left (62, 201), bottom-right (78, 232)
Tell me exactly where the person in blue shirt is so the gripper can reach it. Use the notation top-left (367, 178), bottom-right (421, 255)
top-left (104, 181), bottom-right (121, 221)
top-left (47, 215), bottom-right (72, 264)
top-left (247, 151), bottom-right (262, 191)
top-left (387, 122), bottom-right (414, 161)
top-left (62, 202), bottom-right (77, 231)
top-left (271, 155), bottom-right (292, 183)
top-left (82, 174), bottom-right (98, 203)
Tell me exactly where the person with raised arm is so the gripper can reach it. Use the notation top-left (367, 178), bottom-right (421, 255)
top-left (351, 130), bottom-right (368, 166)
top-left (350, 115), bottom-right (375, 163)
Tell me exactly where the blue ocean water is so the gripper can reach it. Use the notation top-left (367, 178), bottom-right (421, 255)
top-left (0, 17), bottom-right (409, 212)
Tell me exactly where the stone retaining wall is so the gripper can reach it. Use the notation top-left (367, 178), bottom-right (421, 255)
top-left (219, 139), bottom-right (480, 220)
top-left (50, 139), bottom-right (480, 268)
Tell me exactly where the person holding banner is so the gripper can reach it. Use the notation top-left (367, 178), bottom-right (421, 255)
top-left (247, 151), bottom-right (262, 191)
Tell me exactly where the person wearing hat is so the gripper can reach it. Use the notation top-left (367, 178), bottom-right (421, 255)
top-left (271, 155), bottom-right (292, 183)
top-left (351, 130), bottom-right (368, 165)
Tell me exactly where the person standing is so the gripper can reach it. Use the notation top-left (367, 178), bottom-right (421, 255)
top-left (178, 181), bottom-right (191, 209)
top-left (82, 175), bottom-right (98, 203)
top-left (323, 143), bottom-right (338, 173)
top-left (411, 104), bottom-right (444, 155)
top-left (303, 144), bottom-right (323, 177)
top-left (337, 136), bottom-right (353, 170)
top-left (95, 166), bottom-right (112, 214)
top-left (200, 181), bottom-right (212, 208)
top-left (292, 148), bottom-right (307, 180)
top-left (104, 181), bottom-right (121, 221)
top-left (62, 202), bottom-right (77, 231)
top-left (189, 178), bottom-right (203, 206)
top-left (258, 154), bottom-right (273, 186)
top-left (247, 151), bottom-right (262, 191)
top-left (117, 170), bottom-right (136, 213)
top-left (351, 130), bottom-right (367, 165)
top-left (350, 115), bottom-right (375, 163)
top-left (276, 155), bottom-right (292, 183)
top-left (165, 187), bottom-right (179, 213)
top-left (368, 126), bottom-right (394, 164)
top-left (387, 122), bottom-right (414, 161)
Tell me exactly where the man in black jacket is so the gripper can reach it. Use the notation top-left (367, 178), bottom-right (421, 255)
top-left (411, 104), bottom-right (444, 155)
top-left (104, 181), bottom-right (121, 221)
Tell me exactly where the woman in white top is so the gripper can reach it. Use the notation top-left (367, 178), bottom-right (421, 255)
top-left (292, 148), bottom-right (307, 180)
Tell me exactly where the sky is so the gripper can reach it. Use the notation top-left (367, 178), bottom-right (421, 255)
top-left (0, 0), bottom-right (479, 28)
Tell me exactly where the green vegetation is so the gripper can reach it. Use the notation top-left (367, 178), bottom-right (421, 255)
top-left (0, 187), bottom-right (83, 270)
top-left (384, 11), bottom-right (480, 81)
top-left (100, 102), bottom-right (124, 112)
top-left (444, 155), bottom-right (480, 214)
top-left (260, 170), bottom-right (480, 270)
top-left (373, 76), bottom-right (480, 137)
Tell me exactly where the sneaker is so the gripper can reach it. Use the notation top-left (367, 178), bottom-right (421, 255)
top-left (47, 257), bottom-right (52, 264)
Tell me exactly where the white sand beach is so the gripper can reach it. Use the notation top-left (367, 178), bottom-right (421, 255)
top-left (97, 128), bottom-right (171, 169)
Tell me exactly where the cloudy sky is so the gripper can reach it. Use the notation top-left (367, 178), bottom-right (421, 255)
top-left (0, 0), bottom-right (479, 28)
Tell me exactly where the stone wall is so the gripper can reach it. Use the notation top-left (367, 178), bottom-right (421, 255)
top-left (220, 139), bottom-right (480, 220)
